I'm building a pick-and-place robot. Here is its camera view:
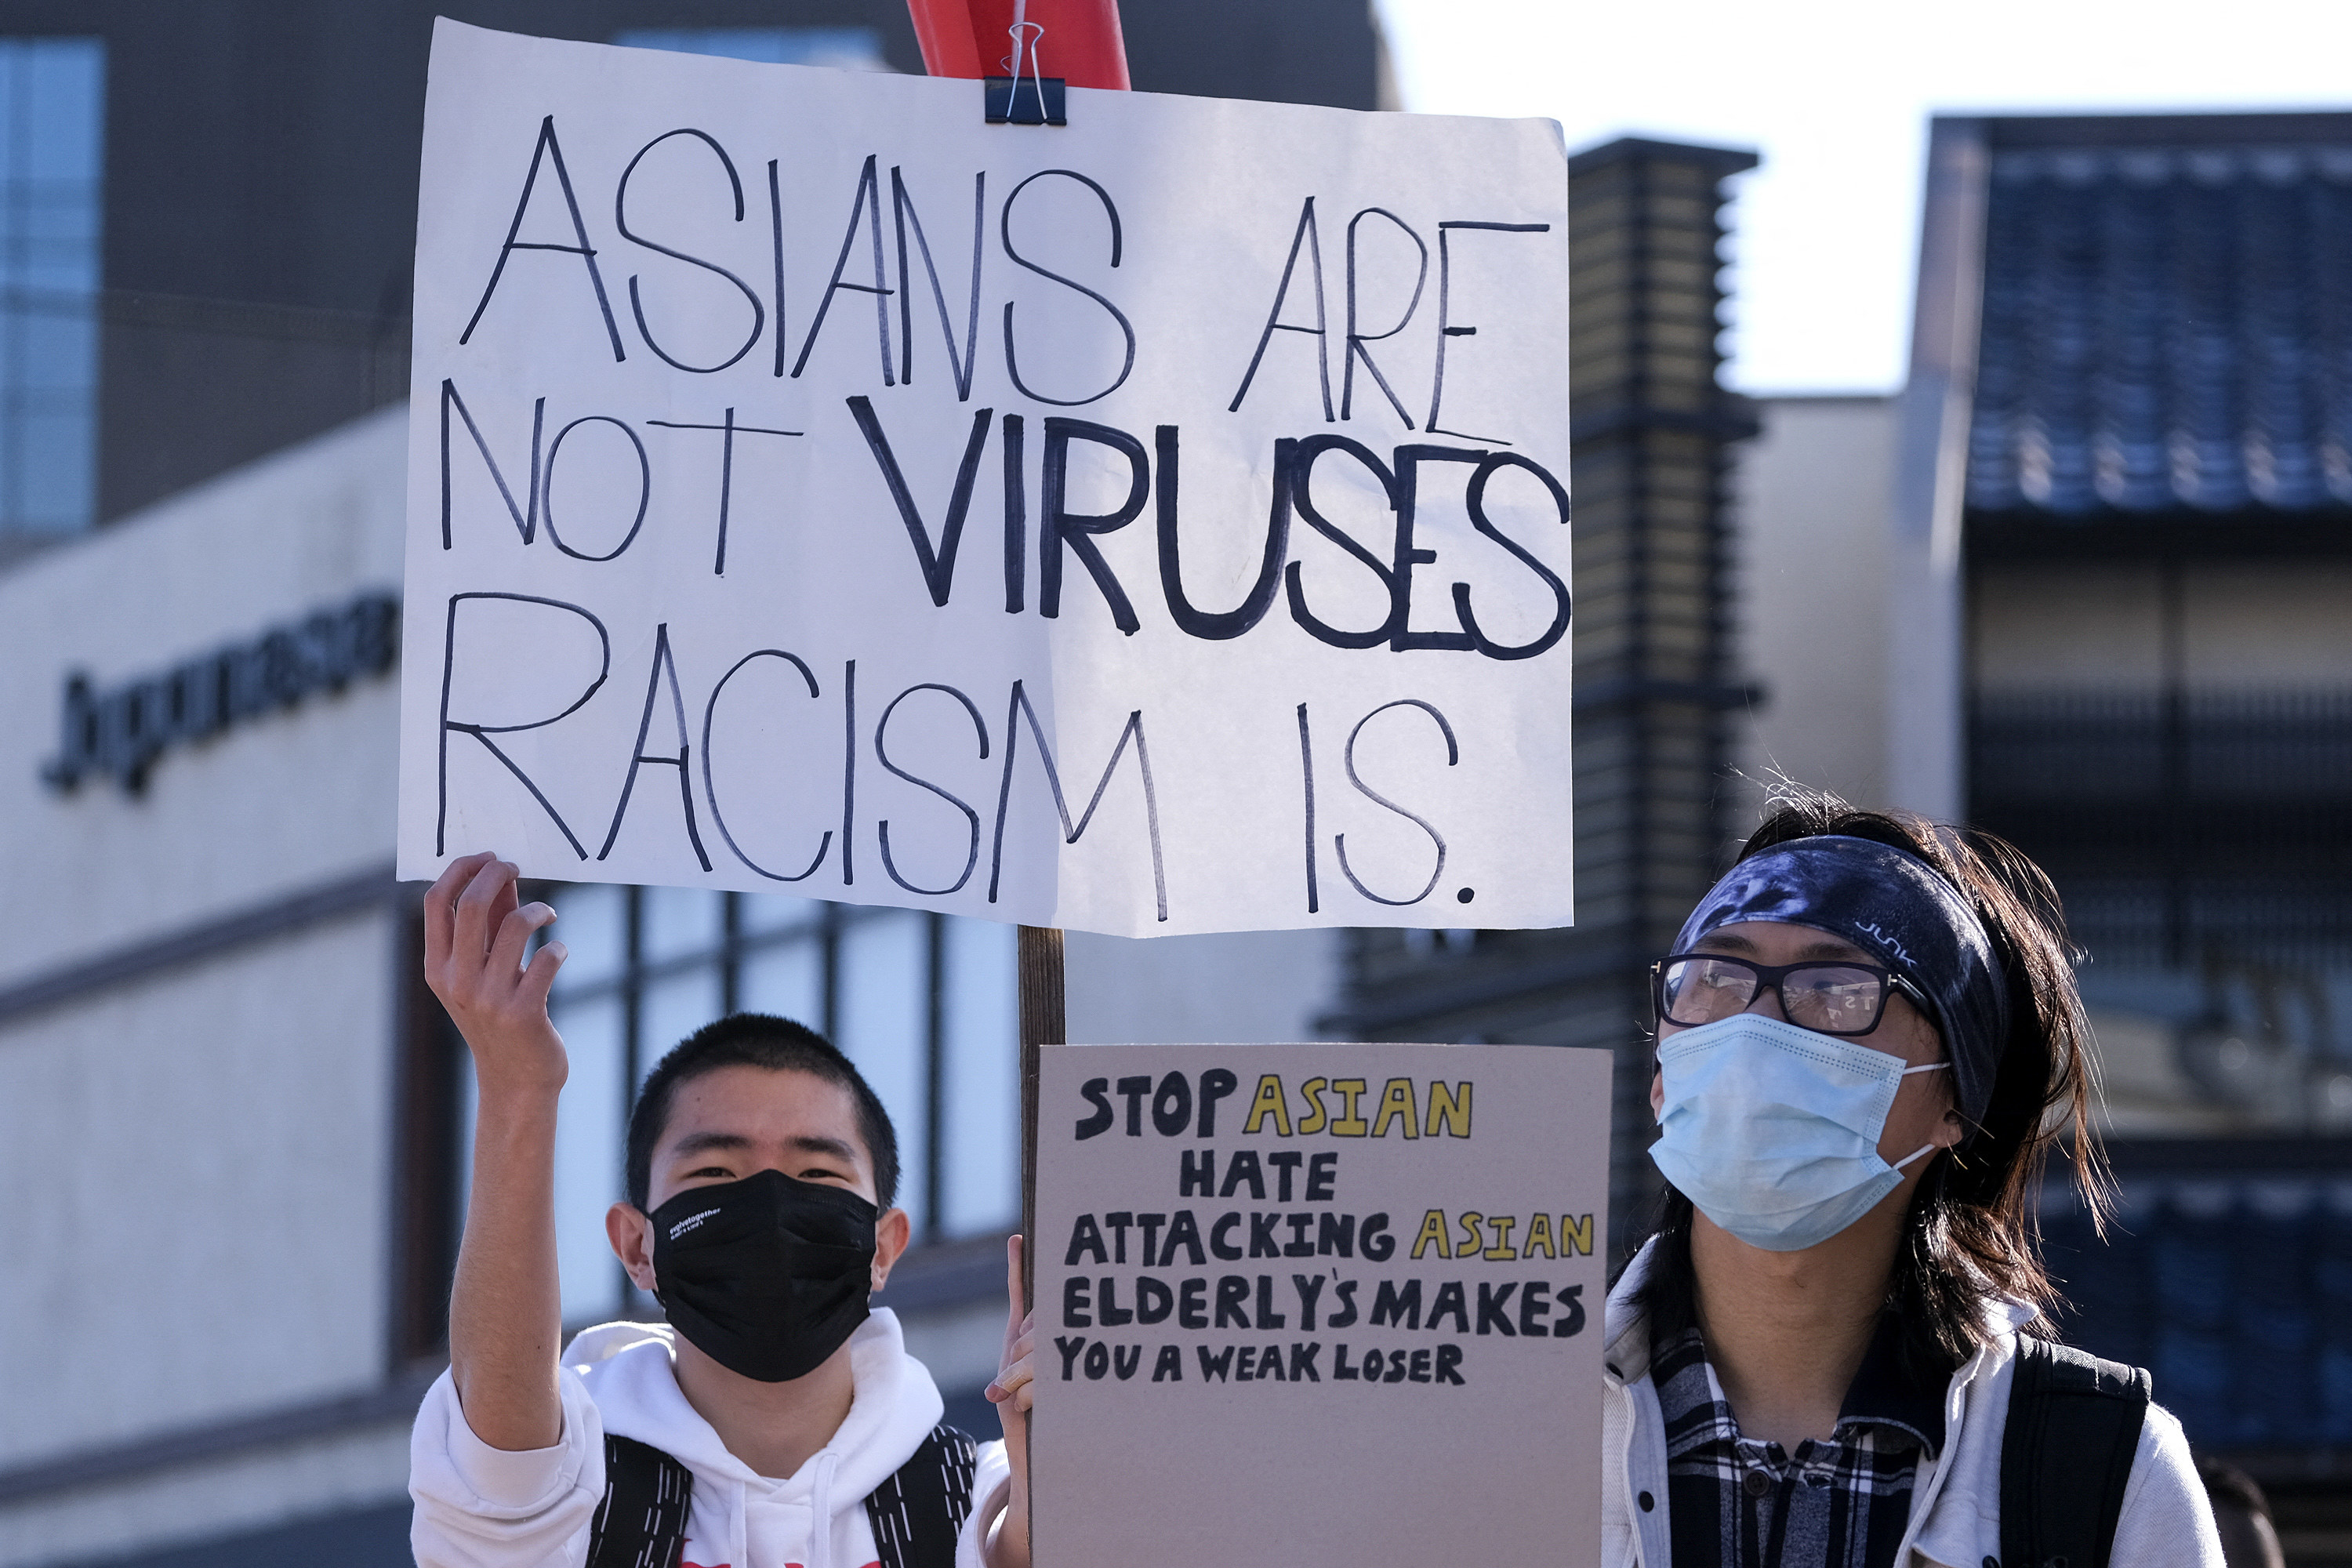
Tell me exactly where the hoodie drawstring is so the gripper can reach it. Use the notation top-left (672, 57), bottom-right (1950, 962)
top-left (809, 1450), bottom-right (842, 1568)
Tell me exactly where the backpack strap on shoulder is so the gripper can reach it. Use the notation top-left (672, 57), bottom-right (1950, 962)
top-left (588, 1433), bottom-right (695, 1568)
top-left (866, 1424), bottom-right (982, 1568)
top-left (1998, 1335), bottom-right (2151, 1568)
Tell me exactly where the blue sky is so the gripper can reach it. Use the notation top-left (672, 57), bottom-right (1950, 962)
top-left (1377, 0), bottom-right (2352, 394)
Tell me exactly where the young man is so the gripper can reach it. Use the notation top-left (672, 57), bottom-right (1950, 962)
top-left (408, 853), bottom-right (1036, 1568)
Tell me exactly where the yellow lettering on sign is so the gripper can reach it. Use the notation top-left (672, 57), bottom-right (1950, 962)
top-left (1456, 1210), bottom-right (1486, 1256)
top-left (1525, 1212), bottom-right (1558, 1258)
top-left (1329, 1079), bottom-right (1369, 1136)
top-left (1563, 1212), bottom-right (1595, 1257)
top-left (1425, 1080), bottom-right (1472, 1138)
top-left (1295, 1077), bottom-right (1330, 1135)
top-left (1243, 1075), bottom-right (1291, 1137)
top-left (1370, 1078), bottom-right (1419, 1139)
top-left (1410, 1209), bottom-right (1452, 1260)
top-left (1483, 1214), bottom-right (1519, 1260)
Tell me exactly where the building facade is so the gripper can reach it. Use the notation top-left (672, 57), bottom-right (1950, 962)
top-left (0, 6), bottom-right (1378, 1565)
top-left (1730, 112), bottom-right (2352, 1563)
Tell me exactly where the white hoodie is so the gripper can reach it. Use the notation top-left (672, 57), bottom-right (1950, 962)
top-left (410, 1309), bottom-right (1011, 1568)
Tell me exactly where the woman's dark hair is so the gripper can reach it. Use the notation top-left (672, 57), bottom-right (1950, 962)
top-left (1638, 789), bottom-right (2110, 1373)
top-left (625, 1012), bottom-right (899, 1213)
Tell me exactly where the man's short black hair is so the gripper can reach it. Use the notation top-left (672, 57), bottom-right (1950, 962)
top-left (625, 1013), bottom-right (899, 1213)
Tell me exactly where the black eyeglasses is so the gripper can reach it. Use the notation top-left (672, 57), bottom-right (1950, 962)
top-left (1650, 952), bottom-right (1932, 1037)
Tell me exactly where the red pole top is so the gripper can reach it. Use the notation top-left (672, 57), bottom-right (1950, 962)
top-left (905, 0), bottom-right (1131, 91)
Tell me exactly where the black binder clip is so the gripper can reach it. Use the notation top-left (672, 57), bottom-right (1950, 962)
top-left (985, 75), bottom-right (1065, 125)
top-left (986, 10), bottom-right (1064, 125)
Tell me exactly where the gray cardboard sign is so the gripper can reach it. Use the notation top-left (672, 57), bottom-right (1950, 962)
top-left (1032, 1042), bottom-right (1610, 1563)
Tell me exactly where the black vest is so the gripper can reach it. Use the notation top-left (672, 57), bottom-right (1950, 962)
top-left (1998, 1338), bottom-right (2153, 1568)
top-left (585, 1423), bottom-right (979, 1568)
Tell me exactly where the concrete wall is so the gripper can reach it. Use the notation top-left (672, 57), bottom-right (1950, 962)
top-left (0, 913), bottom-right (398, 1470)
top-left (1973, 560), bottom-right (2352, 691)
top-left (0, 407), bottom-right (412, 1565)
top-left (1727, 394), bottom-right (1900, 815)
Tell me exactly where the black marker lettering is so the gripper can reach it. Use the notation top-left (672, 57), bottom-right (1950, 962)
top-left (1197, 1068), bottom-right (1238, 1136)
top-left (1228, 196), bottom-right (1331, 420)
top-left (644, 409), bottom-right (803, 575)
top-left (615, 129), bottom-right (765, 373)
top-left (1298, 701), bottom-right (1319, 913)
top-left (460, 116), bottom-right (623, 360)
top-left (793, 154), bottom-right (895, 383)
top-left (840, 659), bottom-right (857, 887)
top-left (1425, 220), bottom-right (1550, 444)
top-left (768, 159), bottom-right (787, 376)
top-left (1390, 445), bottom-right (1483, 652)
top-left (891, 167), bottom-right (985, 401)
top-left (1116, 1074), bottom-right (1152, 1135)
top-left (848, 396), bottom-right (992, 605)
top-left (1283, 435), bottom-right (1402, 650)
top-left (701, 649), bottom-right (832, 881)
top-left (597, 624), bottom-right (712, 870)
top-left (1040, 417), bottom-right (1148, 635)
top-left (437, 593), bottom-right (609, 858)
top-left (1074, 1077), bottom-right (1114, 1139)
top-left (1334, 699), bottom-right (1458, 906)
top-left (987, 680), bottom-right (1167, 922)
top-left (438, 380), bottom-right (541, 549)
top-left (1000, 412), bottom-right (1026, 613)
top-left (541, 416), bottom-right (651, 563)
top-left (873, 682), bottom-right (989, 895)
top-left (1156, 427), bottom-right (1290, 640)
top-left (1342, 207), bottom-right (1428, 426)
top-left (1000, 169), bottom-right (1134, 405)
top-left (1456, 452), bottom-right (1573, 660)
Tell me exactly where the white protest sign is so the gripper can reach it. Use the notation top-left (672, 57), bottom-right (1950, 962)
top-left (397, 22), bottom-right (1573, 937)
top-left (1033, 1042), bottom-right (1610, 1560)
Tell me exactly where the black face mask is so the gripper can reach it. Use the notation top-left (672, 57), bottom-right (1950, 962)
top-left (648, 1169), bottom-right (879, 1383)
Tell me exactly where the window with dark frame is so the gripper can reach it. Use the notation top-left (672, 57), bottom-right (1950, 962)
top-left (0, 36), bottom-right (103, 540)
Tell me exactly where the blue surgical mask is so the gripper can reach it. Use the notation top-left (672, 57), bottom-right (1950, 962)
top-left (1649, 1012), bottom-right (1948, 1252)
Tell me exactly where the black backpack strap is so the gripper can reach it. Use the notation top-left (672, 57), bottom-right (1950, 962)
top-left (587, 1433), bottom-right (694, 1568)
top-left (1998, 1336), bottom-right (2151, 1568)
top-left (866, 1424), bottom-right (981, 1568)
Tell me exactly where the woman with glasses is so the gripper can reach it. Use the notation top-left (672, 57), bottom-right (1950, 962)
top-left (1602, 794), bottom-right (2221, 1567)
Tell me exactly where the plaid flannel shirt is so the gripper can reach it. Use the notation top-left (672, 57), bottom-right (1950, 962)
top-left (1651, 1317), bottom-right (1947, 1568)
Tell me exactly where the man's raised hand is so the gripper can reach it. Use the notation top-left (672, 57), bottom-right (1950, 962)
top-left (423, 852), bottom-right (568, 1096)
top-left (978, 1233), bottom-right (1035, 1568)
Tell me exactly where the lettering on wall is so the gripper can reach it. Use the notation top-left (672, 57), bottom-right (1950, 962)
top-left (44, 591), bottom-right (401, 794)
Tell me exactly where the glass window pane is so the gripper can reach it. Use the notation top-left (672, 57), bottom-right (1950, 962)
top-left (837, 911), bottom-right (929, 1232)
top-left (742, 891), bottom-right (826, 938)
top-left (941, 917), bottom-right (1018, 1237)
top-left (550, 995), bottom-right (627, 1324)
top-left (613, 27), bottom-right (889, 70)
top-left (642, 886), bottom-right (723, 966)
top-left (0, 37), bottom-right (100, 538)
top-left (640, 962), bottom-right (726, 1087)
top-left (548, 884), bottom-right (627, 993)
top-left (740, 931), bottom-right (825, 1030)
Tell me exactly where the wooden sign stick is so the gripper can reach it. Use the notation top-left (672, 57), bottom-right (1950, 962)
top-left (1016, 924), bottom-right (1064, 1309)
top-left (1015, 923), bottom-right (1062, 1534)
